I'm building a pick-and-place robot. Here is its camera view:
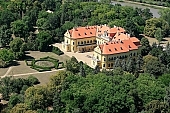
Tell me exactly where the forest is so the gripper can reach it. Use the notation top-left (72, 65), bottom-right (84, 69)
top-left (1, 0), bottom-right (170, 113)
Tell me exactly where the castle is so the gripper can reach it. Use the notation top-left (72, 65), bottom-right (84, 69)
top-left (62, 24), bottom-right (141, 69)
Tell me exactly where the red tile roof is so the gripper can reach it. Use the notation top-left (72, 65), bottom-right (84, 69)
top-left (69, 26), bottom-right (97, 39)
top-left (68, 25), bottom-right (125, 39)
top-left (99, 39), bottom-right (138, 55)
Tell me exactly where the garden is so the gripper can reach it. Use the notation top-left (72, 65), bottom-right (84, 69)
top-left (25, 56), bottom-right (64, 72)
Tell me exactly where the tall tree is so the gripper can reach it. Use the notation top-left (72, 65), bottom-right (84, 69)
top-left (127, 57), bottom-right (136, 74)
top-left (154, 28), bottom-right (163, 43)
top-left (79, 61), bottom-right (86, 77)
top-left (140, 37), bottom-right (151, 56)
top-left (136, 54), bottom-right (144, 71)
top-left (0, 25), bottom-right (12, 47)
top-left (11, 20), bottom-right (29, 39)
top-left (114, 58), bottom-right (121, 68)
top-left (36, 31), bottom-right (52, 51)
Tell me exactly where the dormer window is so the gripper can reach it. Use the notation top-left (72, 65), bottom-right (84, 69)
top-left (120, 47), bottom-right (123, 50)
top-left (109, 49), bottom-right (111, 51)
top-left (129, 45), bottom-right (131, 48)
top-left (85, 33), bottom-right (87, 35)
top-left (78, 33), bottom-right (81, 36)
top-left (90, 32), bottom-right (92, 34)
top-left (115, 48), bottom-right (117, 51)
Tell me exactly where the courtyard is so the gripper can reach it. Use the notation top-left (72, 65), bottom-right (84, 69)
top-left (53, 43), bottom-right (94, 68)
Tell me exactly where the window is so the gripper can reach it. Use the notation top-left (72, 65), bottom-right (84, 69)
top-left (108, 64), bottom-right (110, 67)
top-left (73, 47), bottom-right (74, 50)
top-left (78, 42), bottom-right (80, 45)
top-left (111, 63), bottom-right (113, 67)
top-left (84, 41), bottom-right (86, 44)
top-left (90, 40), bottom-right (92, 43)
top-left (73, 42), bottom-right (74, 45)
top-left (87, 40), bottom-right (89, 43)
top-left (97, 56), bottom-right (99, 59)
top-left (81, 41), bottom-right (83, 44)
top-left (103, 64), bottom-right (105, 67)
top-left (133, 53), bottom-right (135, 56)
top-left (104, 58), bottom-right (106, 61)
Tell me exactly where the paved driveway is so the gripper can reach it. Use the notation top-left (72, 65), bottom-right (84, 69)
top-left (53, 43), bottom-right (94, 68)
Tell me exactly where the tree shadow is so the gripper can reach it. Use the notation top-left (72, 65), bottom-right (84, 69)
top-left (24, 55), bottom-right (35, 60)
top-left (162, 38), bottom-right (168, 41)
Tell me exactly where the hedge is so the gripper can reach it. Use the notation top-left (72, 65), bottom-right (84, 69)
top-left (52, 46), bottom-right (64, 56)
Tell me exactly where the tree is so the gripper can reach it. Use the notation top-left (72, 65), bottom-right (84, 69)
top-left (10, 38), bottom-right (23, 52)
top-left (0, 10), bottom-right (15, 27)
top-left (144, 59), bottom-right (165, 77)
top-left (144, 18), bottom-right (169, 37)
top-left (79, 61), bottom-right (86, 77)
top-left (0, 25), bottom-right (12, 47)
top-left (159, 74), bottom-right (170, 86)
top-left (53, 91), bottom-right (64, 113)
top-left (127, 57), bottom-right (136, 74)
top-left (65, 57), bottom-right (80, 74)
top-left (27, 76), bottom-right (40, 85)
top-left (0, 49), bottom-right (14, 63)
top-left (60, 73), bottom-right (137, 113)
top-left (8, 94), bottom-right (22, 109)
top-left (159, 8), bottom-right (170, 26)
top-left (36, 30), bottom-right (52, 51)
top-left (24, 86), bottom-right (48, 110)
top-left (135, 74), bottom-right (166, 106)
top-left (10, 38), bottom-right (24, 59)
top-left (140, 37), bottom-right (151, 56)
top-left (94, 65), bottom-right (100, 74)
top-left (11, 20), bottom-right (29, 39)
top-left (154, 28), bottom-right (163, 43)
top-left (10, 103), bottom-right (37, 113)
top-left (145, 100), bottom-right (168, 113)
top-left (121, 59), bottom-right (126, 71)
top-left (136, 54), bottom-right (144, 71)
top-left (114, 58), bottom-right (121, 68)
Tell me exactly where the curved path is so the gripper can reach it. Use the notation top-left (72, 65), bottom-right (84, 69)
top-left (1, 68), bottom-right (65, 78)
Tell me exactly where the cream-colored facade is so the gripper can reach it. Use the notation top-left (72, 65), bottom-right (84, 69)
top-left (92, 47), bottom-right (139, 69)
top-left (62, 29), bottom-right (97, 53)
top-left (62, 25), bottom-right (141, 69)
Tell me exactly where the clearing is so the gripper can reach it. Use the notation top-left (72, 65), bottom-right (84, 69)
top-left (145, 36), bottom-right (170, 46)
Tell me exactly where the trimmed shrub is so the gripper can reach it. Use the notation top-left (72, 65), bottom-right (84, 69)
top-left (25, 60), bottom-right (33, 66)
top-left (52, 46), bottom-right (64, 56)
